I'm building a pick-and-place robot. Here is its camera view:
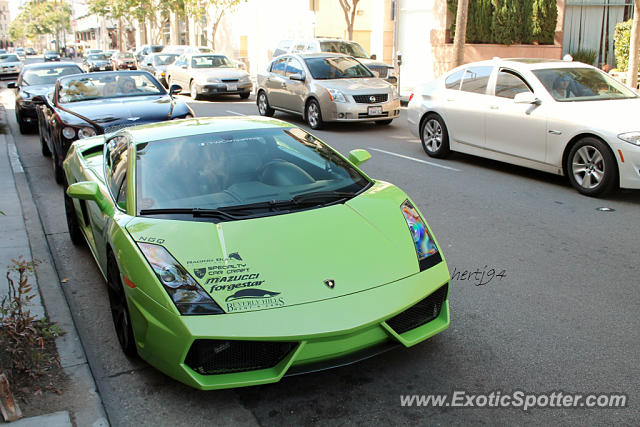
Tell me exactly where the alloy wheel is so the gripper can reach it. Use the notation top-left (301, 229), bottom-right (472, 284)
top-left (572, 145), bottom-right (605, 189)
top-left (423, 119), bottom-right (442, 152)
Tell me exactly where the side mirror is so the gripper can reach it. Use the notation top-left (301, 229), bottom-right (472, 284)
top-left (31, 95), bottom-right (46, 105)
top-left (370, 54), bottom-right (377, 60)
top-left (181, 64), bottom-right (187, 69)
top-left (289, 73), bottom-right (305, 82)
top-left (169, 84), bottom-right (182, 96)
top-left (7, 82), bottom-right (16, 89)
top-left (514, 92), bottom-right (541, 105)
top-left (67, 182), bottom-right (114, 216)
top-left (348, 149), bottom-right (371, 166)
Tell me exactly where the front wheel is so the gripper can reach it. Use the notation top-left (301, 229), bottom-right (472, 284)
top-left (64, 183), bottom-right (84, 246)
top-left (257, 91), bottom-right (274, 117)
top-left (51, 144), bottom-right (64, 185)
top-left (566, 137), bottom-right (617, 197)
top-left (107, 255), bottom-right (138, 357)
top-left (16, 109), bottom-right (29, 134)
top-left (305, 99), bottom-right (324, 130)
top-left (189, 81), bottom-right (200, 100)
top-left (420, 114), bottom-right (450, 158)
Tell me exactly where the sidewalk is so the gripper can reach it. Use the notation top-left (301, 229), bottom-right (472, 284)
top-left (0, 105), bottom-right (109, 426)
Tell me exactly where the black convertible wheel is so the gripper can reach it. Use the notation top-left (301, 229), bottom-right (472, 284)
top-left (38, 115), bottom-right (51, 157)
top-left (16, 109), bottom-right (29, 134)
top-left (51, 145), bottom-right (64, 185)
top-left (107, 254), bottom-right (138, 357)
top-left (64, 182), bottom-right (84, 246)
top-left (257, 91), bottom-right (274, 117)
top-left (420, 113), bottom-right (450, 158)
top-left (566, 137), bottom-right (617, 197)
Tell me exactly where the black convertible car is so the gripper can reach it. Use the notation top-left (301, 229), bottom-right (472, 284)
top-left (34, 70), bottom-right (193, 183)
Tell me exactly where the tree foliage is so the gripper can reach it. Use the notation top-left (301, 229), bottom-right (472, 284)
top-left (614, 19), bottom-right (632, 71)
top-left (532, 0), bottom-right (557, 44)
top-left (8, 1), bottom-right (71, 43)
top-left (491, 0), bottom-right (533, 45)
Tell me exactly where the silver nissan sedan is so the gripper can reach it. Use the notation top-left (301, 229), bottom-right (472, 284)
top-left (256, 53), bottom-right (400, 129)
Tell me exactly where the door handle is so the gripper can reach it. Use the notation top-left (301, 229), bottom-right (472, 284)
top-left (490, 105), bottom-right (499, 110)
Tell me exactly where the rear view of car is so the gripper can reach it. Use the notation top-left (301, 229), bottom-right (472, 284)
top-left (0, 54), bottom-right (23, 80)
top-left (44, 51), bottom-right (61, 62)
top-left (112, 52), bottom-right (137, 70)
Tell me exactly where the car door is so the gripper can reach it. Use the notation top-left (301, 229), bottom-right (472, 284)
top-left (484, 68), bottom-right (548, 163)
top-left (265, 57), bottom-right (289, 109)
top-left (440, 65), bottom-right (493, 148)
top-left (171, 56), bottom-right (187, 87)
top-left (281, 57), bottom-right (308, 113)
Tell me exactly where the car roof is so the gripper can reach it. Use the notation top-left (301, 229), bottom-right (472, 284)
top-left (23, 62), bottom-right (81, 70)
top-left (290, 52), bottom-right (351, 59)
top-left (124, 116), bottom-right (296, 144)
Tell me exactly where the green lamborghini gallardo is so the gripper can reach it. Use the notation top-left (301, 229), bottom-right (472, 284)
top-left (62, 116), bottom-right (450, 390)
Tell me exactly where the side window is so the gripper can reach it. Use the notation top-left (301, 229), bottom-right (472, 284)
top-left (271, 57), bottom-right (288, 76)
top-left (285, 58), bottom-right (303, 77)
top-left (460, 66), bottom-right (493, 94)
top-left (105, 135), bottom-right (129, 210)
top-left (495, 70), bottom-right (532, 99)
top-left (445, 69), bottom-right (464, 90)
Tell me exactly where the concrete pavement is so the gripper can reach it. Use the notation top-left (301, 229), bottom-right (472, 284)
top-left (0, 104), bottom-right (108, 426)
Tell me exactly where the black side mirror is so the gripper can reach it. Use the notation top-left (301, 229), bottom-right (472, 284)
top-left (7, 82), bottom-right (17, 89)
top-left (370, 54), bottom-right (377, 60)
top-left (169, 84), bottom-right (182, 96)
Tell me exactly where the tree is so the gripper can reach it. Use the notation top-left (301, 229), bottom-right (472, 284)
top-left (453, 0), bottom-right (469, 67)
top-left (338, 0), bottom-right (360, 41)
top-left (491, 0), bottom-right (533, 45)
top-left (532, 0), bottom-right (557, 45)
top-left (9, 1), bottom-right (71, 49)
top-left (628, 0), bottom-right (640, 88)
top-left (183, 0), bottom-right (244, 50)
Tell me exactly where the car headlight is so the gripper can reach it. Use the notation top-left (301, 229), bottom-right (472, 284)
top-left (207, 77), bottom-right (221, 83)
top-left (401, 200), bottom-right (440, 269)
top-left (618, 132), bottom-right (640, 146)
top-left (62, 127), bottom-right (76, 139)
top-left (138, 243), bottom-right (224, 315)
top-left (78, 127), bottom-right (96, 139)
top-left (239, 75), bottom-right (250, 83)
top-left (391, 86), bottom-right (399, 100)
top-left (327, 88), bottom-right (347, 103)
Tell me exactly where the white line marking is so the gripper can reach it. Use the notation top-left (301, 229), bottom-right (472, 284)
top-left (368, 148), bottom-right (460, 171)
top-left (225, 110), bottom-right (246, 116)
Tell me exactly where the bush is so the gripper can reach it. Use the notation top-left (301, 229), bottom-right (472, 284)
top-left (492, 0), bottom-right (534, 45)
top-left (614, 19), bottom-right (632, 72)
top-left (532, 0), bottom-right (558, 44)
top-left (570, 48), bottom-right (598, 66)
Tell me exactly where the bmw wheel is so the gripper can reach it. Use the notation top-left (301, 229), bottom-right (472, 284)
top-left (567, 137), bottom-right (617, 197)
top-left (305, 99), bottom-right (324, 130)
top-left (257, 91), bottom-right (274, 117)
top-left (51, 144), bottom-right (64, 185)
top-left (107, 254), bottom-right (138, 357)
top-left (420, 113), bottom-right (450, 158)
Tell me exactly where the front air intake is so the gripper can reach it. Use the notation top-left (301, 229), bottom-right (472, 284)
top-left (386, 284), bottom-right (448, 334)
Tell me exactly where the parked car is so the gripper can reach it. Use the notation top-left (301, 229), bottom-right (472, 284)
top-left (162, 45), bottom-right (212, 55)
top-left (138, 52), bottom-right (179, 87)
top-left (166, 53), bottom-right (251, 100)
top-left (407, 58), bottom-right (640, 197)
top-left (85, 49), bottom-right (103, 56)
top-left (25, 47), bottom-right (37, 56)
top-left (0, 54), bottom-right (24, 80)
top-left (44, 50), bottom-right (61, 62)
top-left (9, 62), bottom-right (83, 134)
top-left (82, 53), bottom-right (113, 72)
top-left (279, 38), bottom-right (397, 86)
top-left (256, 53), bottom-right (400, 129)
top-left (111, 51), bottom-right (137, 70)
top-left (34, 70), bottom-right (193, 183)
top-left (14, 48), bottom-right (26, 60)
top-left (134, 44), bottom-right (164, 63)
top-left (62, 115), bottom-right (449, 390)
top-left (104, 49), bottom-right (119, 60)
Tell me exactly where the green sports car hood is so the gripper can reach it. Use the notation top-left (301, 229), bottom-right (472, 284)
top-left (126, 182), bottom-right (431, 314)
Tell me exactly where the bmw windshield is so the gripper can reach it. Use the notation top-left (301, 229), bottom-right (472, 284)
top-left (136, 127), bottom-right (371, 219)
top-left (532, 67), bottom-right (637, 102)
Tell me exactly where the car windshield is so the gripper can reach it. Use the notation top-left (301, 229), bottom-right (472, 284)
top-left (154, 54), bottom-right (178, 65)
top-left (191, 55), bottom-right (234, 68)
top-left (45, 51), bottom-right (58, 55)
top-left (150, 45), bottom-right (164, 53)
top-left (88, 54), bottom-right (108, 60)
top-left (136, 127), bottom-right (370, 216)
top-left (304, 56), bottom-right (374, 79)
top-left (319, 41), bottom-right (369, 58)
top-left (532, 67), bottom-right (637, 102)
top-left (22, 66), bottom-right (82, 86)
top-left (58, 72), bottom-right (165, 103)
top-left (0, 55), bottom-right (20, 62)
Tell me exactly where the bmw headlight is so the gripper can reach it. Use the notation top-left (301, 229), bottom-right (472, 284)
top-left (618, 132), bottom-right (640, 146)
top-left (327, 88), bottom-right (347, 103)
top-left (401, 200), bottom-right (441, 271)
top-left (138, 243), bottom-right (224, 315)
top-left (62, 127), bottom-right (76, 139)
top-left (78, 127), bottom-right (97, 139)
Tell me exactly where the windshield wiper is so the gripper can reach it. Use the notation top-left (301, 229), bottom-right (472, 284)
top-left (139, 208), bottom-right (240, 220)
top-left (290, 190), bottom-right (355, 204)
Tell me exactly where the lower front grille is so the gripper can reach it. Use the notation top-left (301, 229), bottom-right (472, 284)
top-left (386, 284), bottom-right (448, 334)
top-left (358, 112), bottom-right (389, 118)
top-left (184, 339), bottom-right (296, 375)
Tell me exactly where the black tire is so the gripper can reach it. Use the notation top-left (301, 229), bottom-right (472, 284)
top-left (51, 144), bottom-right (64, 185)
top-left (256, 91), bottom-right (274, 117)
top-left (37, 113), bottom-right (51, 156)
top-left (16, 109), bottom-right (29, 134)
top-left (189, 80), bottom-right (200, 100)
top-left (64, 182), bottom-right (84, 246)
top-left (239, 92), bottom-right (250, 99)
top-left (375, 119), bottom-right (393, 126)
top-left (305, 99), bottom-right (324, 130)
top-left (420, 113), bottom-right (450, 158)
top-left (566, 137), bottom-right (617, 197)
top-left (107, 254), bottom-right (138, 357)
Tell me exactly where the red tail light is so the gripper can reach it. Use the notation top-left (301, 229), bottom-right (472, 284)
top-left (409, 93), bottom-right (414, 103)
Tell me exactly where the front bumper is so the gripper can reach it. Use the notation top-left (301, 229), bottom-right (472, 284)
top-left (44, 57), bottom-right (60, 62)
top-left (127, 260), bottom-right (450, 390)
top-left (323, 98), bottom-right (401, 122)
top-left (116, 63), bottom-right (137, 70)
top-left (616, 141), bottom-right (640, 189)
top-left (194, 82), bottom-right (252, 96)
top-left (89, 65), bottom-right (113, 72)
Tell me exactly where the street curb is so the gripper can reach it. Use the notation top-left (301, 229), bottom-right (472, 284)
top-left (2, 107), bottom-right (110, 427)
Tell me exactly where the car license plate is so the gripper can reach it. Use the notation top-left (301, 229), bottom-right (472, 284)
top-left (100, 67), bottom-right (105, 70)
top-left (368, 106), bottom-right (382, 115)
top-left (227, 84), bottom-right (237, 92)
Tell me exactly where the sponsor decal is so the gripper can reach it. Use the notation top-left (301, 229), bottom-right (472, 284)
top-left (206, 273), bottom-right (260, 284)
top-left (138, 236), bottom-right (165, 244)
top-left (226, 288), bottom-right (280, 301)
top-left (228, 252), bottom-right (242, 261)
top-left (323, 279), bottom-right (335, 289)
top-left (193, 268), bottom-right (206, 279)
top-left (224, 288), bottom-right (285, 312)
top-left (186, 258), bottom-right (217, 265)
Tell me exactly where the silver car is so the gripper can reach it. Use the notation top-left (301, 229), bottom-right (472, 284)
top-left (0, 54), bottom-right (23, 80)
top-left (139, 52), bottom-right (179, 87)
top-left (165, 53), bottom-right (252, 100)
top-left (256, 53), bottom-right (400, 129)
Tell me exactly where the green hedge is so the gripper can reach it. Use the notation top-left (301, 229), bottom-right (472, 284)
top-left (614, 19), bottom-right (632, 71)
top-left (447, 0), bottom-right (557, 45)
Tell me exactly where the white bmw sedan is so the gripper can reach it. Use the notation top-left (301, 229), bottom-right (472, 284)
top-left (407, 58), bottom-right (640, 196)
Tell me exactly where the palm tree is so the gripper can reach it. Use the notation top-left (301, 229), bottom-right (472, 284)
top-left (453, 0), bottom-right (469, 67)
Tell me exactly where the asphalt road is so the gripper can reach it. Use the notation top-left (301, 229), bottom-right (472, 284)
top-left (2, 63), bottom-right (639, 425)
